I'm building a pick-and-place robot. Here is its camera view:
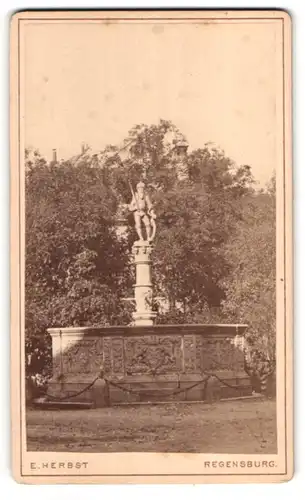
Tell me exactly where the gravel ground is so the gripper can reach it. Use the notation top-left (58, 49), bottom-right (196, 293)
top-left (26, 398), bottom-right (277, 453)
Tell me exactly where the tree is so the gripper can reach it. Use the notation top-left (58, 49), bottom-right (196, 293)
top-left (25, 152), bottom-right (133, 365)
top-left (221, 178), bottom-right (276, 360)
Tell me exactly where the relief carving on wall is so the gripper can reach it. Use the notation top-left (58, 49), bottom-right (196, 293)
top-left (62, 338), bottom-right (104, 374)
top-left (182, 335), bottom-right (197, 372)
top-left (111, 337), bottom-right (125, 374)
top-left (102, 337), bottom-right (112, 374)
top-left (124, 335), bottom-right (182, 375)
top-left (57, 333), bottom-right (245, 379)
top-left (200, 337), bottom-right (244, 373)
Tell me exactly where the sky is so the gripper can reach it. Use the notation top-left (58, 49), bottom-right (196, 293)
top-left (23, 20), bottom-right (282, 186)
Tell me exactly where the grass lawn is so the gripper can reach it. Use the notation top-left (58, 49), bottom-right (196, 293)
top-left (26, 398), bottom-right (277, 454)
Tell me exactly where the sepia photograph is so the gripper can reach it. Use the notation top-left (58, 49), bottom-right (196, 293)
top-left (10, 10), bottom-right (292, 483)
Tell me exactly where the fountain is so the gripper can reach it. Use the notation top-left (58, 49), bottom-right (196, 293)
top-left (47, 180), bottom-right (251, 406)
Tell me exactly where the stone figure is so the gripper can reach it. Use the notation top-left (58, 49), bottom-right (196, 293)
top-left (128, 181), bottom-right (156, 242)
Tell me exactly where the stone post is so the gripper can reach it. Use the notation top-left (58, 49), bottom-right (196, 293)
top-left (132, 241), bottom-right (157, 326)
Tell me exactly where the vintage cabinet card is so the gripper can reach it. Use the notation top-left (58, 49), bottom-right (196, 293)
top-left (10, 10), bottom-right (293, 483)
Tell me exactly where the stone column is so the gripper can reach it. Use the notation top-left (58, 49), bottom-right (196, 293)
top-left (132, 241), bottom-right (157, 326)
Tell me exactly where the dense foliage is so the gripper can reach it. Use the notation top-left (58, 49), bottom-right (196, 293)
top-left (25, 120), bottom-right (276, 382)
top-left (25, 149), bottom-right (133, 376)
top-left (221, 176), bottom-right (276, 361)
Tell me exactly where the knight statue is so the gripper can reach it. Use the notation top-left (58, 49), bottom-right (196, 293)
top-left (128, 181), bottom-right (156, 243)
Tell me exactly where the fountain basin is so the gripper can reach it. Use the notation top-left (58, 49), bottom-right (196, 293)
top-left (47, 323), bottom-right (249, 405)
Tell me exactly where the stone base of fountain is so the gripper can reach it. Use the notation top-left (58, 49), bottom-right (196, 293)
top-left (46, 324), bottom-right (251, 406)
